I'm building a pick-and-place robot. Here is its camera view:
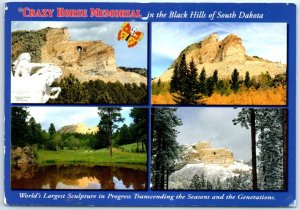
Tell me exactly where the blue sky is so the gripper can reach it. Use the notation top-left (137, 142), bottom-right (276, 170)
top-left (152, 22), bottom-right (287, 79)
top-left (27, 107), bottom-right (133, 131)
top-left (12, 21), bottom-right (147, 68)
top-left (176, 108), bottom-right (251, 161)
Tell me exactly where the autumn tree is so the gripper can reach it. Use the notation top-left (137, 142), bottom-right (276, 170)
top-left (97, 108), bottom-right (124, 156)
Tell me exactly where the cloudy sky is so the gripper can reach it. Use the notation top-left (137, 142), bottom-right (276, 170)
top-left (152, 22), bottom-right (287, 78)
top-left (12, 21), bottom-right (147, 68)
top-left (27, 107), bottom-right (133, 131)
top-left (175, 108), bottom-right (251, 161)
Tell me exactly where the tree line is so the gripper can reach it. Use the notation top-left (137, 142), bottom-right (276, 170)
top-left (188, 172), bottom-right (252, 190)
top-left (155, 53), bottom-right (286, 104)
top-left (11, 107), bottom-right (148, 155)
top-left (48, 74), bottom-right (147, 104)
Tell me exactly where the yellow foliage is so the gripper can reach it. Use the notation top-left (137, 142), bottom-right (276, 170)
top-left (152, 86), bottom-right (286, 105)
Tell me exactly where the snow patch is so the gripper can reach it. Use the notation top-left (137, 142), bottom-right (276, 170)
top-left (169, 161), bottom-right (251, 189)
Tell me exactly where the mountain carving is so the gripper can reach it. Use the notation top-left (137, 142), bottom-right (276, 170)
top-left (155, 32), bottom-right (286, 82)
top-left (179, 141), bottom-right (236, 168)
top-left (12, 28), bottom-right (146, 84)
top-left (58, 123), bottom-right (98, 134)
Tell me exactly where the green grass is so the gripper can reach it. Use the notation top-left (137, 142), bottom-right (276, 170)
top-left (119, 143), bottom-right (146, 153)
top-left (36, 147), bottom-right (147, 166)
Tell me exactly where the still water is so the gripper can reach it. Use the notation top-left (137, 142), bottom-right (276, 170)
top-left (11, 164), bottom-right (147, 190)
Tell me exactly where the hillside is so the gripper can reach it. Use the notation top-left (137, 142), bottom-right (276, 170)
top-left (154, 32), bottom-right (286, 82)
top-left (58, 123), bottom-right (98, 134)
top-left (168, 141), bottom-right (251, 189)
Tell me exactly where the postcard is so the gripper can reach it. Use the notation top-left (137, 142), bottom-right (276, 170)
top-left (4, 2), bottom-right (296, 207)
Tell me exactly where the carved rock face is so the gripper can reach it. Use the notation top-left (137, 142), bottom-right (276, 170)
top-left (187, 141), bottom-right (235, 167)
top-left (155, 32), bottom-right (286, 82)
top-left (40, 28), bottom-right (117, 76)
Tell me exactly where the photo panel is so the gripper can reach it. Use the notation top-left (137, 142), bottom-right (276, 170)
top-left (11, 21), bottom-right (148, 105)
top-left (151, 22), bottom-right (287, 106)
top-left (151, 107), bottom-right (287, 191)
top-left (11, 106), bottom-right (148, 190)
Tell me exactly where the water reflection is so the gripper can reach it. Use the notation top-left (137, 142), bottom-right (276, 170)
top-left (11, 164), bottom-right (147, 190)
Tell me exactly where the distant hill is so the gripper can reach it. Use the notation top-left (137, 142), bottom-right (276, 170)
top-left (58, 123), bottom-right (98, 134)
top-left (119, 66), bottom-right (147, 77)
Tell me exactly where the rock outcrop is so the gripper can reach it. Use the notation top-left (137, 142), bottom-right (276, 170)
top-left (180, 141), bottom-right (235, 167)
top-left (41, 28), bottom-right (117, 77)
top-left (11, 147), bottom-right (37, 179)
top-left (155, 33), bottom-right (286, 82)
top-left (12, 28), bottom-right (147, 85)
top-left (188, 141), bottom-right (234, 166)
top-left (58, 123), bottom-right (99, 134)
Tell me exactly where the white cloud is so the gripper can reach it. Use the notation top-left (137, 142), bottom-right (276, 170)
top-left (176, 108), bottom-right (251, 161)
top-left (27, 107), bottom-right (99, 130)
top-left (27, 107), bottom-right (134, 131)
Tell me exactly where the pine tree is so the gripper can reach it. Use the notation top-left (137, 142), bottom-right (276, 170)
top-left (212, 70), bottom-right (219, 87)
top-left (97, 108), bottom-right (124, 156)
top-left (11, 107), bottom-right (30, 147)
top-left (130, 108), bottom-right (148, 152)
top-left (216, 177), bottom-right (222, 190)
top-left (170, 55), bottom-right (202, 104)
top-left (170, 63), bottom-right (180, 93)
top-left (233, 108), bottom-right (258, 190)
top-left (151, 108), bottom-right (182, 190)
top-left (256, 109), bottom-right (284, 190)
top-left (190, 174), bottom-right (202, 190)
top-left (244, 71), bottom-right (251, 89)
top-left (28, 117), bottom-right (43, 146)
top-left (198, 68), bottom-right (207, 95)
top-left (230, 69), bottom-right (240, 92)
top-left (48, 123), bottom-right (56, 137)
top-left (282, 109), bottom-right (287, 190)
top-left (206, 77), bottom-right (215, 97)
top-left (186, 59), bottom-right (202, 103)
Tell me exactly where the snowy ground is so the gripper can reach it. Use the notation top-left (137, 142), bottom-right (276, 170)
top-left (169, 161), bottom-right (251, 189)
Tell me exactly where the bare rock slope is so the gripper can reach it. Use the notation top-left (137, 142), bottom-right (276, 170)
top-left (155, 33), bottom-right (286, 82)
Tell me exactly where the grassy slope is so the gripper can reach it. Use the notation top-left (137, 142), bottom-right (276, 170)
top-left (119, 143), bottom-right (146, 153)
top-left (37, 147), bottom-right (147, 165)
top-left (152, 86), bottom-right (286, 105)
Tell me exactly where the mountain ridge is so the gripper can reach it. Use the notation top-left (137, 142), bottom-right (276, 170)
top-left (154, 32), bottom-right (286, 82)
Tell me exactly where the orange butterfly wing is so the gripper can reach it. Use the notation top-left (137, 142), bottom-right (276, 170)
top-left (117, 22), bottom-right (131, 40)
top-left (127, 31), bottom-right (144, 48)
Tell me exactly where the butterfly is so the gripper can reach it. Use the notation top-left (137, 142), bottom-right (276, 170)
top-left (117, 22), bottom-right (144, 48)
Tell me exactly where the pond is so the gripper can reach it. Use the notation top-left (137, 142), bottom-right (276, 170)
top-left (11, 164), bottom-right (147, 190)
